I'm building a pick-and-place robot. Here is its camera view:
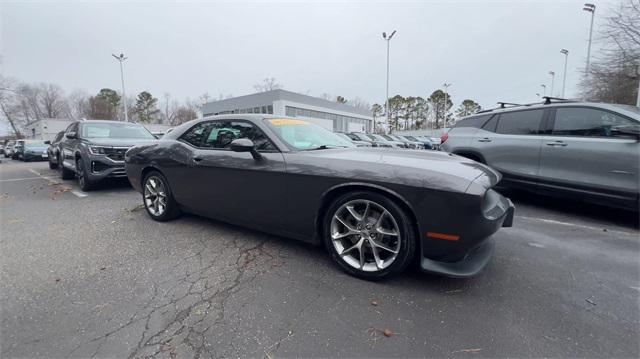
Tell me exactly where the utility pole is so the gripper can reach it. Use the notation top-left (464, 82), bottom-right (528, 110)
top-left (112, 53), bottom-right (129, 122)
top-left (560, 49), bottom-right (569, 98)
top-left (541, 84), bottom-right (547, 97)
top-left (549, 71), bottom-right (555, 97)
top-left (583, 3), bottom-right (596, 100)
top-left (382, 30), bottom-right (396, 132)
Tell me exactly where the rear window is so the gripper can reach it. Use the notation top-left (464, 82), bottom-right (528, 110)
top-left (455, 114), bottom-right (492, 128)
top-left (496, 109), bottom-right (544, 135)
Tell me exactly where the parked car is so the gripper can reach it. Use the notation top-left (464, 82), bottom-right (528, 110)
top-left (4, 141), bottom-right (15, 158)
top-left (403, 135), bottom-right (434, 150)
top-left (335, 132), bottom-right (372, 147)
top-left (0, 143), bottom-right (4, 155)
top-left (47, 131), bottom-right (66, 169)
top-left (11, 140), bottom-right (24, 160)
top-left (367, 134), bottom-right (405, 148)
top-left (391, 134), bottom-right (425, 149)
top-left (58, 120), bottom-right (157, 190)
top-left (441, 100), bottom-right (640, 210)
top-left (377, 134), bottom-right (408, 148)
top-left (348, 132), bottom-right (392, 148)
top-left (125, 115), bottom-right (514, 280)
top-left (15, 140), bottom-right (49, 161)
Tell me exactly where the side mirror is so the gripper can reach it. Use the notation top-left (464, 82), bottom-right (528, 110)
top-left (44, 140), bottom-right (51, 145)
top-left (230, 138), bottom-right (262, 160)
top-left (66, 132), bottom-right (77, 139)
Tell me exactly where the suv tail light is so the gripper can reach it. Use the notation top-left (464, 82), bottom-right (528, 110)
top-left (440, 132), bottom-right (449, 144)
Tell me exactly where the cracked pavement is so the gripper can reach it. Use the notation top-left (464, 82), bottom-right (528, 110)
top-left (1, 160), bottom-right (639, 358)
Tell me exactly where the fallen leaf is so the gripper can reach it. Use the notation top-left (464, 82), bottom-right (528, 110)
top-left (371, 301), bottom-right (378, 306)
top-left (458, 348), bottom-right (483, 353)
top-left (585, 298), bottom-right (596, 305)
top-left (55, 278), bottom-right (61, 282)
top-left (99, 267), bottom-right (107, 270)
top-left (446, 289), bottom-right (464, 294)
top-left (383, 328), bottom-right (392, 337)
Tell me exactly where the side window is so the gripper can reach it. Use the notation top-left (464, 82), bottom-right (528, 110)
top-left (482, 116), bottom-right (498, 132)
top-left (456, 114), bottom-right (492, 128)
top-left (66, 123), bottom-right (79, 135)
top-left (180, 122), bottom-right (211, 147)
top-left (496, 110), bottom-right (544, 135)
top-left (202, 121), bottom-right (275, 151)
top-left (552, 107), bottom-right (636, 137)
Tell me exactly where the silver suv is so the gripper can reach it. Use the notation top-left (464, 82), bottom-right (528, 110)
top-left (441, 101), bottom-right (640, 210)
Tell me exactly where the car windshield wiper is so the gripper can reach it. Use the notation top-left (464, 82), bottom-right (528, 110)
top-left (305, 145), bottom-right (348, 151)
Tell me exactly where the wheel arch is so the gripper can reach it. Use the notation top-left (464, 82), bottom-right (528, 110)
top-left (140, 165), bottom-right (163, 188)
top-left (315, 182), bottom-right (420, 245)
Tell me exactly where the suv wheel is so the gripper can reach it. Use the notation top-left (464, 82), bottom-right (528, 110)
top-left (76, 158), bottom-right (96, 191)
top-left (48, 153), bottom-right (58, 169)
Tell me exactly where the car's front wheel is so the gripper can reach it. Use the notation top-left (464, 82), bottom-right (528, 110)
top-left (76, 158), bottom-right (96, 191)
top-left (48, 153), bottom-right (58, 169)
top-left (323, 191), bottom-right (416, 280)
top-left (142, 171), bottom-right (181, 222)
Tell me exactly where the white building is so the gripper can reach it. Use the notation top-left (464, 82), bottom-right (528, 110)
top-left (24, 118), bottom-right (73, 141)
top-left (201, 89), bottom-right (373, 133)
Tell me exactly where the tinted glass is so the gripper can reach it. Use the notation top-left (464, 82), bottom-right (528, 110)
top-left (482, 116), bottom-right (498, 132)
top-left (496, 110), bottom-right (543, 135)
top-left (180, 122), bottom-right (210, 147)
top-left (81, 122), bottom-right (154, 139)
top-left (553, 107), bottom-right (636, 137)
top-left (202, 120), bottom-right (275, 151)
top-left (456, 114), bottom-right (492, 128)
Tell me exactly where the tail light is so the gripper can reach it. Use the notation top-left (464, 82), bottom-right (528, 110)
top-left (440, 132), bottom-right (449, 144)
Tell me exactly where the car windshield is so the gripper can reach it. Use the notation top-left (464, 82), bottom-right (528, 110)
top-left (265, 118), bottom-right (354, 150)
top-left (24, 141), bottom-right (47, 148)
top-left (81, 122), bottom-right (155, 139)
top-left (381, 135), bottom-right (395, 141)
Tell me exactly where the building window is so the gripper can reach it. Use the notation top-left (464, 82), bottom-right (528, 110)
top-left (268, 105), bottom-right (273, 114)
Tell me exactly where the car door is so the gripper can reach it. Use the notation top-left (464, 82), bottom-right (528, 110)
top-left (538, 106), bottom-right (640, 203)
top-left (171, 119), bottom-right (287, 232)
top-left (472, 109), bottom-right (546, 183)
top-left (60, 122), bottom-right (80, 169)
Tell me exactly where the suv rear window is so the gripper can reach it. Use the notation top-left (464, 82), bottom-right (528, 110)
top-left (455, 114), bottom-right (492, 128)
top-left (496, 109), bottom-right (543, 135)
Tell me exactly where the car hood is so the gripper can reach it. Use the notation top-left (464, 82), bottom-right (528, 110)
top-left (84, 138), bottom-right (157, 147)
top-left (295, 147), bottom-right (501, 194)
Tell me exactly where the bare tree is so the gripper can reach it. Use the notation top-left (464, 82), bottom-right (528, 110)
top-left (38, 83), bottom-right (68, 118)
top-left (0, 76), bottom-right (27, 137)
top-left (67, 89), bottom-right (91, 119)
top-left (581, 0), bottom-right (639, 104)
top-left (350, 97), bottom-right (371, 110)
top-left (253, 77), bottom-right (282, 92)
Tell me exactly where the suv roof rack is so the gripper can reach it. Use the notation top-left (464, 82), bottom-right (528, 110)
top-left (542, 96), bottom-right (577, 105)
top-left (476, 101), bottom-right (530, 114)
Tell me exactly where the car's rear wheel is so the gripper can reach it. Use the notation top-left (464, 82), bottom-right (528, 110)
top-left (48, 154), bottom-right (58, 169)
top-left (142, 171), bottom-right (181, 222)
top-left (76, 158), bottom-right (96, 191)
top-left (323, 191), bottom-right (416, 280)
top-left (59, 156), bottom-right (74, 180)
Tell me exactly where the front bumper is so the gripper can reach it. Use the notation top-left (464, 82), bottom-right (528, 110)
top-left (23, 152), bottom-right (49, 161)
top-left (84, 155), bottom-right (127, 180)
top-left (418, 190), bottom-right (515, 278)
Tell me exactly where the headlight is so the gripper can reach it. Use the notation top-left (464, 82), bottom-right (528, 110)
top-left (89, 145), bottom-right (110, 155)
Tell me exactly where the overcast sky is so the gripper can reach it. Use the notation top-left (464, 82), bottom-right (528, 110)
top-left (1, 0), bottom-right (619, 127)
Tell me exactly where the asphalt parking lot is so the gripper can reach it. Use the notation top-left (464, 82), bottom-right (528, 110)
top-left (1, 159), bottom-right (638, 358)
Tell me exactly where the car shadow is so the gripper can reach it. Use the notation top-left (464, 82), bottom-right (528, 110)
top-left (499, 188), bottom-right (639, 230)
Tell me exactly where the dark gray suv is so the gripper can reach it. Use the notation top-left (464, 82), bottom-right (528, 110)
top-left (441, 101), bottom-right (640, 210)
top-left (58, 120), bottom-right (156, 190)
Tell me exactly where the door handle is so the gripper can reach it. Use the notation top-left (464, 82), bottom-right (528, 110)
top-left (477, 138), bottom-right (492, 142)
top-left (545, 141), bottom-right (567, 147)
top-left (193, 156), bottom-right (203, 162)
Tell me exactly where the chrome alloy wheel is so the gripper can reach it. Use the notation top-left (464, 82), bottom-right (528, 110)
top-left (144, 176), bottom-right (167, 216)
top-left (330, 199), bottom-right (401, 272)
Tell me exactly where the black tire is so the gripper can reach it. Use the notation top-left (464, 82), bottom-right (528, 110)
top-left (59, 156), bottom-right (75, 180)
top-left (323, 191), bottom-right (416, 280)
top-left (142, 170), bottom-right (181, 222)
top-left (76, 158), bottom-right (96, 191)
top-left (48, 153), bottom-right (58, 169)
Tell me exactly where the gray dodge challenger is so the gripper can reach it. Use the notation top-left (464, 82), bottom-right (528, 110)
top-left (125, 115), bottom-right (514, 280)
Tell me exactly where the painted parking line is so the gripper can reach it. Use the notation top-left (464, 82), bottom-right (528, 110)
top-left (27, 168), bottom-right (88, 198)
top-left (516, 215), bottom-right (637, 236)
top-left (0, 176), bottom-right (52, 182)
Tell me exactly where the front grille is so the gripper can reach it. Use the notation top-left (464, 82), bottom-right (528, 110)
top-left (101, 147), bottom-right (130, 161)
top-left (110, 168), bottom-right (127, 177)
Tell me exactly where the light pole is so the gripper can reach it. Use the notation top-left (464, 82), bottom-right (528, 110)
top-left (560, 49), bottom-right (569, 98)
top-left (541, 84), bottom-right (547, 97)
top-left (443, 83), bottom-right (451, 128)
top-left (583, 3), bottom-right (595, 100)
top-left (382, 30), bottom-right (396, 131)
top-left (548, 71), bottom-right (555, 97)
top-left (112, 53), bottom-right (129, 122)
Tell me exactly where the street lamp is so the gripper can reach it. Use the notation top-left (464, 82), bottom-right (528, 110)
top-left (382, 30), bottom-right (396, 131)
top-left (548, 71), bottom-right (555, 97)
top-left (112, 53), bottom-right (129, 122)
top-left (443, 83), bottom-right (451, 128)
top-left (583, 3), bottom-right (595, 100)
top-left (541, 84), bottom-right (547, 97)
top-left (560, 49), bottom-right (569, 98)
